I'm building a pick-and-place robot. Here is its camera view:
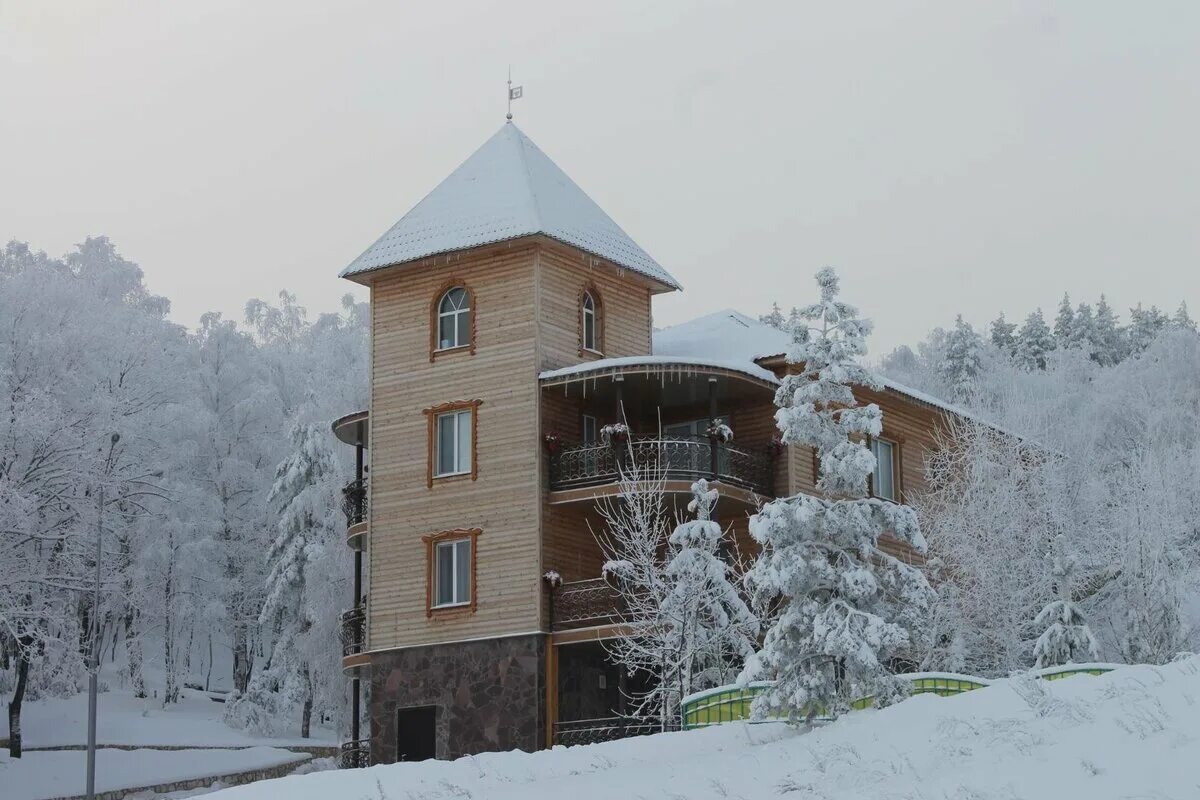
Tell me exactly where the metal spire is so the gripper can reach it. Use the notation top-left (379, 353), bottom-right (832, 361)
top-left (507, 66), bottom-right (522, 122)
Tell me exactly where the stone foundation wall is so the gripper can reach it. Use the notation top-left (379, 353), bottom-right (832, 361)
top-left (369, 634), bottom-right (545, 762)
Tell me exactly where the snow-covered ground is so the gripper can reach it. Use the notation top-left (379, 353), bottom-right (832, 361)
top-left (0, 689), bottom-right (335, 748)
top-left (0, 746), bottom-right (309, 800)
top-left (204, 658), bottom-right (1198, 800)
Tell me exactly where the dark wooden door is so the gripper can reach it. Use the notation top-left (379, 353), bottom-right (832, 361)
top-left (396, 705), bottom-right (437, 762)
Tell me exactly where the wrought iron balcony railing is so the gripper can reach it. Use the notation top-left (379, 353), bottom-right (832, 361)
top-left (338, 738), bottom-right (370, 768)
top-left (342, 478), bottom-right (368, 526)
top-left (548, 435), bottom-right (773, 495)
top-left (550, 577), bottom-right (625, 631)
top-left (340, 605), bottom-right (365, 658)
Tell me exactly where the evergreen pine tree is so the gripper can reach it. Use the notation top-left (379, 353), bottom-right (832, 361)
top-left (1093, 295), bottom-right (1124, 366)
top-left (1016, 309), bottom-right (1055, 370)
top-left (661, 480), bottom-right (759, 699)
top-left (759, 303), bottom-right (786, 330)
top-left (740, 268), bottom-right (933, 723)
top-left (1172, 301), bottom-right (1197, 332)
top-left (1032, 535), bottom-right (1098, 668)
top-left (1128, 304), bottom-right (1169, 354)
top-left (938, 315), bottom-right (984, 404)
top-left (1069, 302), bottom-right (1097, 357)
top-left (990, 313), bottom-right (1018, 357)
top-left (1053, 293), bottom-right (1074, 343)
top-left (225, 423), bottom-right (339, 737)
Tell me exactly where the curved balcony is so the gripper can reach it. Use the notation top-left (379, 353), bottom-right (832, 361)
top-left (342, 478), bottom-right (368, 550)
top-left (548, 435), bottom-right (774, 499)
top-left (340, 605), bottom-right (368, 674)
top-left (338, 738), bottom-right (370, 769)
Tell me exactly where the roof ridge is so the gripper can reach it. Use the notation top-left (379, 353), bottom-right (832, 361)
top-left (508, 124), bottom-right (544, 230)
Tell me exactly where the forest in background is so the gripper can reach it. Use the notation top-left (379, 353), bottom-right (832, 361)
top-left (1, 237), bottom-right (367, 753)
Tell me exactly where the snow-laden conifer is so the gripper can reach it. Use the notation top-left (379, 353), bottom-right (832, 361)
top-left (1016, 308), bottom-right (1055, 370)
top-left (661, 480), bottom-right (759, 697)
top-left (740, 267), bottom-right (933, 723)
top-left (938, 315), bottom-right (984, 404)
top-left (1033, 535), bottom-right (1098, 668)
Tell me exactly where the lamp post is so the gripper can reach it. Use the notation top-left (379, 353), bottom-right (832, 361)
top-left (86, 432), bottom-right (119, 800)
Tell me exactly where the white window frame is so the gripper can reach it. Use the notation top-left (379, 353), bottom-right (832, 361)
top-left (433, 538), bottom-right (472, 608)
top-left (582, 414), bottom-right (599, 445)
top-left (434, 409), bottom-right (473, 477)
top-left (436, 287), bottom-right (471, 351)
top-left (871, 437), bottom-right (897, 502)
top-left (582, 291), bottom-right (599, 353)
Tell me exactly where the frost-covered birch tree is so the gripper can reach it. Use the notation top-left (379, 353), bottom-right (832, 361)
top-left (740, 267), bottom-right (933, 723)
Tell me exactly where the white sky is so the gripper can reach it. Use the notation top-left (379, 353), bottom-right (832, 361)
top-left (3, 0), bottom-right (1197, 353)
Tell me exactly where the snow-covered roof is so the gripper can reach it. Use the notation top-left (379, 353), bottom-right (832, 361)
top-left (653, 309), bottom-right (985, 423)
top-left (341, 123), bottom-right (681, 291)
top-left (538, 355), bottom-right (779, 386)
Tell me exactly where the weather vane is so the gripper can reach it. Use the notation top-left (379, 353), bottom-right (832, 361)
top-left (507, 66), bottom-right (523, 122)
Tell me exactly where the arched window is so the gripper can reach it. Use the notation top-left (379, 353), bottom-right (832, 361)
top-left (437, 287), bottom-right (471, 351)
top-left (582, 290), bottom-right (599, 352)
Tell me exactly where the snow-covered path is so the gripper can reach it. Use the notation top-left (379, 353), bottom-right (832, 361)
top-left (0, 690), bottom-right (335, 749)
top-left (205, 658), bottom-right (1200, 800)
top-left (0, 747), bottom-right (309, 800)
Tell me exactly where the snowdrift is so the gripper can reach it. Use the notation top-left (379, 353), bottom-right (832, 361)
top-left (206, 658), bottom-right (1200, 800)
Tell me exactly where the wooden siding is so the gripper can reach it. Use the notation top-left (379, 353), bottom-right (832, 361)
top-left (535, 243), bottom-right (654, 372)
top-left (366, 241), bottom-right (544, 651)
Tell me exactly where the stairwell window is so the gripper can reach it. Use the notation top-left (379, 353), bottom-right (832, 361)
top-left (436, 410), bottom-right (472, 476)
top-left (424, 399), bottom-right (482, 487)
top-left (423, 528), bottom-right (482, 615)
top-left (435, 286), bottom-right (472, 353)
top-left (434, 538), bottom-right (472, 607)
top-left (871, 437), bottom-right (897, 502)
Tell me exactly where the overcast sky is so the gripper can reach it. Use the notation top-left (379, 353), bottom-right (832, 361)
top-left (3, 1), bottom-right (1197, 353)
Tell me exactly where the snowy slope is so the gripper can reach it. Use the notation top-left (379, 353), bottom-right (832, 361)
top-left (202, 658), bottom-right (1200, 800)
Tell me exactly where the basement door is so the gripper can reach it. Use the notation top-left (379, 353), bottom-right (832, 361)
top-left (396, 705), bottom-right (437, 762)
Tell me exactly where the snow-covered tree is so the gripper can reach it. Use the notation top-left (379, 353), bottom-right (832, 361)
top-left (226, 423), bottom-right (342, 737)
top-left (990, 313), bottom-right (1018, 357)
top-left (1016, 308), bottom-right (1055, 370)
top-left (1053, 293), bottom-right (1075, 343)
top-left (1068, 303), bottom-right (1096, 356)
top-left (740, 267), bottom-right (933, 723)
top-left (1092, 295), bottom-right (1124, 366)
top-left (938, 315), bottom-right (984, 403)
top-left (1032, 535), bottom-right (1098, 668)
top-left (661, 481), bottom-right (758, 699)
top-left (1172, 301), bottom-right (1196, 333)
top-left (759, 303), bottom-right (785, 330)
top-left (1127, 304), bottom-right (1169, 354)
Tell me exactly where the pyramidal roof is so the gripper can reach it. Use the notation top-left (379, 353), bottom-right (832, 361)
top-left (341, 123), bottom-right (681, 290)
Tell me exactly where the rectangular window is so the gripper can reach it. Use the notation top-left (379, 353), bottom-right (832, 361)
top-left (872, 438), bottom-right (896, 501)
top-left (433, 538), bottom-right (472, 607)
top-left (582, 414), bottom-right (598, 445)
top-left (435, 410), bottom-right (472, 477)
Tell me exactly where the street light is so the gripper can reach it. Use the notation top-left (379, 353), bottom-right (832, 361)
top-left (86, 432), bottom-right (119, 800)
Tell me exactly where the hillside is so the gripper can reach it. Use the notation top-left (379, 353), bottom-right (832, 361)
top-left (200, 658), bottom-right (1200, 800)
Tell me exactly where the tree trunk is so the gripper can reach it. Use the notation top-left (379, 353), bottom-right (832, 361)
top-left (300, 663), bottom-right (312, 739)
top-left (125, 608), bottom-right (146, 698)
top-left (7, 644), bottom-right (29, 758)
top-left (205, 634), bottom-right (213, 692)
top-left (232, 625), bottom-right (252, 694)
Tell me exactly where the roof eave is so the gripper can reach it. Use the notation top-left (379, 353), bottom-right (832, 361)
top-left (340, 233), bottom-right (681, 293)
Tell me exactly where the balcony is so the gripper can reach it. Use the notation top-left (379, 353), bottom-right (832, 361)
top-left (338, 738), bottom-right (370, 769)
top-left (550, 577), bottom-right (625, 632)
top-left (548, 435), bottom-right (774, 497)
top-left (342, 478), bottom-right (368, 550)
top-left (340, 605), bottom-right (366, 675)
